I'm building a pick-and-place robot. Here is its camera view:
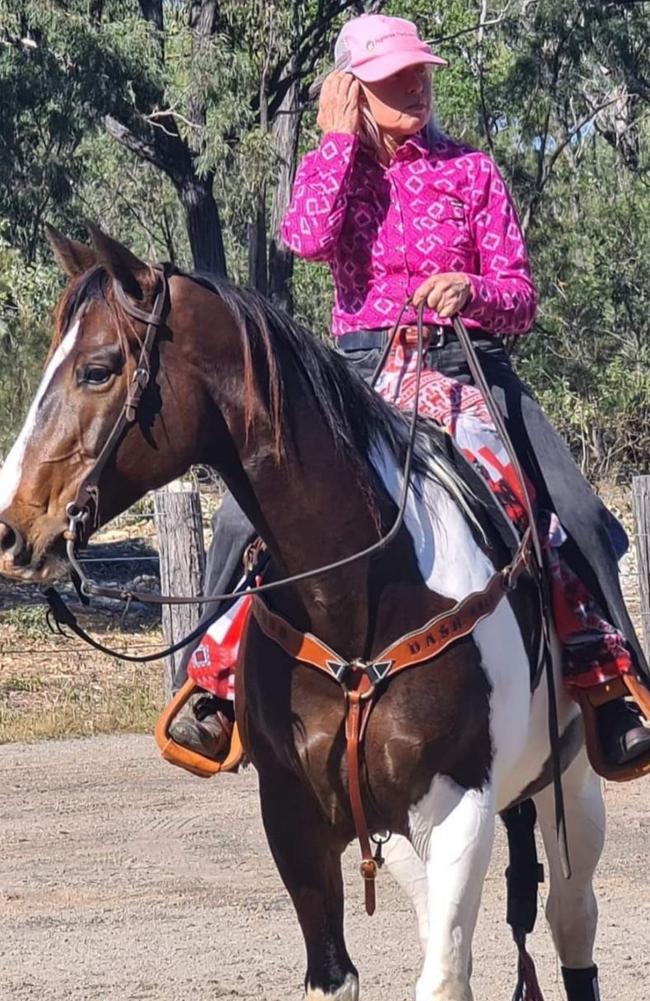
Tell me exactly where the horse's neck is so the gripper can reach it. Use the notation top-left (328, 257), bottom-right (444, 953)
top-left (199, 354), bottom-right (385, 654)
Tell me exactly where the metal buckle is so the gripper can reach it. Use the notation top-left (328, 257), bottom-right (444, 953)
top-left (132, 367), bottom-right (150, 389)
top-left (429, 325), bottom-right (447, 349)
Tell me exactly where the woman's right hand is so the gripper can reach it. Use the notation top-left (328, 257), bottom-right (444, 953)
top-left (317, 71), bottom-right (360, 135)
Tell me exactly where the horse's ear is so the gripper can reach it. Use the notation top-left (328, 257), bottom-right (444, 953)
top-left (44, 223), bottom-right (97, 277)
top-left (86, 222), bottom-right (151, 301)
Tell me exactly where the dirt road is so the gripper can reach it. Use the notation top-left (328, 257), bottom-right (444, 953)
top-left (1, 735), bottom-right (649, 1001)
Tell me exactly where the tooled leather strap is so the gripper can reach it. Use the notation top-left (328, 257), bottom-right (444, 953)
top-left (250, 535), bottom-right (530, 682)
top-left (374, 536), bottom-right (530, 675)
top-left (250, 535), bottom-right (530, 915)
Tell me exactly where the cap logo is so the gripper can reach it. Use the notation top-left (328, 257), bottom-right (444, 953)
top-left (366, 40), bottom-right (375, 51)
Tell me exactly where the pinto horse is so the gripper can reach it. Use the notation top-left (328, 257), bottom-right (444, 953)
top-left (0, 226), bottom-right (605, 1001)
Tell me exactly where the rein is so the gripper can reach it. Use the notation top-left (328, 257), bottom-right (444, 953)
top-left (60, 286), bottom-right (426, 624)
top-left (46, 275), bottom-right (568, 905)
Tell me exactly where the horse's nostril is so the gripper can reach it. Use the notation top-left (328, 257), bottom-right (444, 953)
top-left (0, 519), bottom-right (28, 563)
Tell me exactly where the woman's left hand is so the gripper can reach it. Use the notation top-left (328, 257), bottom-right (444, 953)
top-left (412, 272), bottom-right (472, 318)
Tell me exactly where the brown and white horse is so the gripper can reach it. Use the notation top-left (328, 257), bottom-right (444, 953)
top-left (0, 227), bottom-right (604, 1001)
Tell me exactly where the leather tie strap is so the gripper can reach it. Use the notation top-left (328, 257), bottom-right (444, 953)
top-left (346, 688), bottom-right (378, 915)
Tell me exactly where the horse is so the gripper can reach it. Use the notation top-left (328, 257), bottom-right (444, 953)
top-left (0, 225), bottom-right (605, 1001)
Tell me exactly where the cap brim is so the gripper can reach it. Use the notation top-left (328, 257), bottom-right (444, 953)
top-left (352, 50), bottom-right (447, 83)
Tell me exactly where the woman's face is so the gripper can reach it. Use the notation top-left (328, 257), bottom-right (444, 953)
top-left (360, 64), bottom-right (432, 139)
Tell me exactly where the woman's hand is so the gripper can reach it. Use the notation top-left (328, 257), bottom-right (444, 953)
top-left (412, 273), bottom-right (472, 318)
top-left (317, 71), bottom-right (360, 135)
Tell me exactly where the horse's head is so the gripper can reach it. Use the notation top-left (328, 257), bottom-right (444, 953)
top-left (0, 225), bottom-right (200, 583)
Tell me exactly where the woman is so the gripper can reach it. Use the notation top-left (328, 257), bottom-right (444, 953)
top-left (171, 13), bottom-right (650, 767)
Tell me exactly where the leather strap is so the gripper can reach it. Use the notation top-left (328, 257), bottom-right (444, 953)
top-left (250, 532), bottom-right (531, 915)
top-left (346, 687), bottom-right (378, 915)
top-left (250, 534), bottom-right (530, 683)
top-left (65, 268), bottom-right (168, 545)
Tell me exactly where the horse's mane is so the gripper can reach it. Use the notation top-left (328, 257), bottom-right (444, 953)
top-left (52, 264), bottom-right (479, 524)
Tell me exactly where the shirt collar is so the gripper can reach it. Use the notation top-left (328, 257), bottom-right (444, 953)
top-left (391, 130), bottom-right (430, 164)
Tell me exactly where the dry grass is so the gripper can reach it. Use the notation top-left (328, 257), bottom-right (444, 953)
top-left (0, 485), bottom-right (224, 746)
top-left (0, 481), bottom-right (644, 745)
top-left (0, 604), bottom-right (167, 744)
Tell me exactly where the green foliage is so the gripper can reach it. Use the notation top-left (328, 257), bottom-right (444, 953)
top-left (0, 236), bottom-right (60, 456)
top-left (0, 0), bottom-right (648, 480)
top-left (518, 136), bottom-right (650, 478)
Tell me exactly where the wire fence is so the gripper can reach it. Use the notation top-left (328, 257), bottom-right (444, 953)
top-left (0, 478), bottom-right (647, 666)
top-left (1, 477), bottom-right (226, 665)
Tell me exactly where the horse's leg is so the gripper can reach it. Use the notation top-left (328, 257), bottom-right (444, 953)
top-left (258, 767), bottom-right (358, 1001)
top-left (382, 833), bottom-right (430, 952)
top-left (533, 749), bottom-right (605, 1001)
top-left (411, 777), bottom-right (495, 1001)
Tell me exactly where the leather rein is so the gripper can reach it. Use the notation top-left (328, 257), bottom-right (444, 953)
top-left (47, 269), bottom-right (565, 910)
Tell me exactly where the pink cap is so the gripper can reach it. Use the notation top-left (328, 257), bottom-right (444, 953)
top-left (335, 14), bottom-right (447, 83)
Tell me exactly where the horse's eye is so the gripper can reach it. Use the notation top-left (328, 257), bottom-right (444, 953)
top-left (80, 365), bottom-right (113, 386)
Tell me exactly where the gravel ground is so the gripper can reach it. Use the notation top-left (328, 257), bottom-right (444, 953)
top-left (1, 734), bottom-right (649, 1001)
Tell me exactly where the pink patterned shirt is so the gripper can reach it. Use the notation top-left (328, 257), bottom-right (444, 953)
top-left (281, 131), bottom-right (537, 338)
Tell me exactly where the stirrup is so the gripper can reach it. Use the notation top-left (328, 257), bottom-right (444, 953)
top-left (575, 674), bottom-right (650, 782)
top-left (155, 679), bottom-right (244, 778)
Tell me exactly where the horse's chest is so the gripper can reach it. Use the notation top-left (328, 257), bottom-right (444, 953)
top-left (243, 630), bottom-right (494, 835)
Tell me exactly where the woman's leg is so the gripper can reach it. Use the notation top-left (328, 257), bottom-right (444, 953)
top-left (168, 492), bottom-right (256, 758)
top-left (171, 492), bottom-right (256, 690)
top-left (430, 337), bottom-right (650, 766)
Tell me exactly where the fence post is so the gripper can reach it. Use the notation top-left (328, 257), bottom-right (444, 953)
top-left (632, 475), bottom-right (650, 659)
top-left (153, 480), bottom-right (205, 696)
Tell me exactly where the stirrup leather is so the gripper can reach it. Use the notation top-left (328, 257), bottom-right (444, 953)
top-left (155, 679), bottom-right (244, 778)
top-left (575, 674), bottom-right (650, 782)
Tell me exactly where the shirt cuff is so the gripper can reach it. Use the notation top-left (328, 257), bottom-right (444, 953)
top-left (319, 132), bottom-right (359, 158)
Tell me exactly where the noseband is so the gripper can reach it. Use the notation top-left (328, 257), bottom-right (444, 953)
top-left (64, 267), bottom-right (169, 569)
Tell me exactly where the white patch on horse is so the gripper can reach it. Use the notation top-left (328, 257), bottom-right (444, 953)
top-left (305, 972), bottom-right (359, 1001)
top-left (0, 322), bottom-right (79, 512)
top-left (410, 776), bottom-right (495, 1001)
top-left (370, 440), bottom-right (572, 805)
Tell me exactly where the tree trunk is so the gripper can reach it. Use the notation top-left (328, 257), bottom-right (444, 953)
top-left (248, 191), bottom-right (268, 295)
top-left (268, 66), bottom-right (302, 311)
top-left (153, 480), bottom-right (206, 696)
top-left (177, 174), bottom-right (228, 276)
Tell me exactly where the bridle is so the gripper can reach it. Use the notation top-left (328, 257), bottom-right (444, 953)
top-left (46, 267), bottom-right (570, 909)
top-left (64, 267), bottom-right (169, 557)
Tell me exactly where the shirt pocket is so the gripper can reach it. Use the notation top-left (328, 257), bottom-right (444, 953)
top-left (427, 193), bottom-right (473, 257)
top-left (430, 193), bottom-right (468, 229)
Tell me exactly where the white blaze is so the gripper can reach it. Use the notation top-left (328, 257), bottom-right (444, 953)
top-left (0, 322), bottom-right (79, 512)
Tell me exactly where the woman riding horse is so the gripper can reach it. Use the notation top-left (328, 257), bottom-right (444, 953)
top-left (170, 12), bottom-right (650, 768)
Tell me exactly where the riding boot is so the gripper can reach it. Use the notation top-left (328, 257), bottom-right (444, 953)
top-left (561, 965), bottom-right (600, 1001)
top-left (168, 692), bottom-right (234, 760)
top-left (597, 697), bottom-right (650, 766)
